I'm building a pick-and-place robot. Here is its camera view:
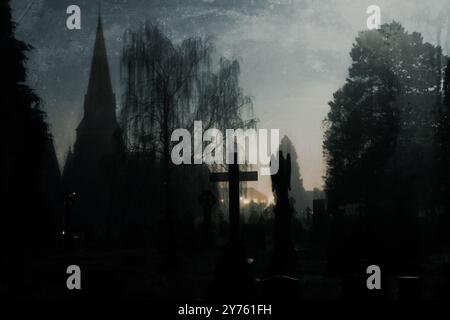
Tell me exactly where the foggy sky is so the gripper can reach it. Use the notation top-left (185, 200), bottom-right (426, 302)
top-left (11, 0), bottom-right (450, 194)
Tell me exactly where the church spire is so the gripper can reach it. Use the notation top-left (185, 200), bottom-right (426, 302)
top-left (86, 10), bottom-right (113, 101)
top-left (81, 10), bottom-right (116, 124)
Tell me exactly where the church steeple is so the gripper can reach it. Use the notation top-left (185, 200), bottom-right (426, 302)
top-left (86, 12), bottom-right (113, 97)
top-left (79, 11), bottom-right (117, 130)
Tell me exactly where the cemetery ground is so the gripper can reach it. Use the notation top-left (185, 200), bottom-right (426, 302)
top-left (9, 238), bottom-right (450, 300)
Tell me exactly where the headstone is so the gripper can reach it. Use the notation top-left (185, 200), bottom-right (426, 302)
top-left (208, 152), bottom-right (258, 299)
top-left (209, 152), bottom-right (257, 244)
top-left (267, 151), bottom-right (297, 276)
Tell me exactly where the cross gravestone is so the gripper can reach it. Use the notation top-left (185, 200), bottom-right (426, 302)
top-left (210, 152), bottom-right (257, 244)
top-left (208, 152), bottom-right (258, 299)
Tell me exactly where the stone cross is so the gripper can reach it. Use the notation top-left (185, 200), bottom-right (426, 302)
top-left (210, 152), bottom-right (257, 243)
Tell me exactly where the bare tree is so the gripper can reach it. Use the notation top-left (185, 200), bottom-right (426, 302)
top-left (120, 23), bottom-right (255, 262)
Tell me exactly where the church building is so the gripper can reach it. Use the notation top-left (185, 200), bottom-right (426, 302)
top-left (63, 13), bottom-right (124, 243)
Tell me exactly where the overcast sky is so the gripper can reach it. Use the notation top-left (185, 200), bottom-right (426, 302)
top-left (11, 0), bottom-right (450, 194)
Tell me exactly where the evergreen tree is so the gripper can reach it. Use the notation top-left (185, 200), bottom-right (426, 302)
top-left (324, 22), bottom-right (442, 216)
top-left (0, 0), bottom-right (55, 297)
top-left (323, 22), bottom-right (443, 271)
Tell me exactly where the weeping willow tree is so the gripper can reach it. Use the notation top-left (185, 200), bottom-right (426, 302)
top-left (120, 23), bottom-right (255, 260)
top-left (121, 24), bottom-right (255, 155)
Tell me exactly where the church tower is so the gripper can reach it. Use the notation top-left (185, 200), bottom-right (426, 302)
top-left (64, 13), bottom-right (124, 243)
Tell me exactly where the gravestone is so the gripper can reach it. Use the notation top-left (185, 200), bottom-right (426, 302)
top-left (262, 151), bottom-right (300, 299)
top-left (267, 150), bottom-right (297, 275)
top-left (208, 152), bottom-right (258, 299)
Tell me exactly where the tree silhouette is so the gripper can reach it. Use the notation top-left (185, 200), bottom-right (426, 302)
top-left (0, 0), bottom-right (55, 297)
top-left (324, 22), bottom-right (442, 217)
top-left (323, 22), bottom-right (444, 272)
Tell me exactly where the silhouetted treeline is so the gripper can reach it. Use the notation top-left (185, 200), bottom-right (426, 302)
top-left (0, 0), bottom-right (62, 297)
